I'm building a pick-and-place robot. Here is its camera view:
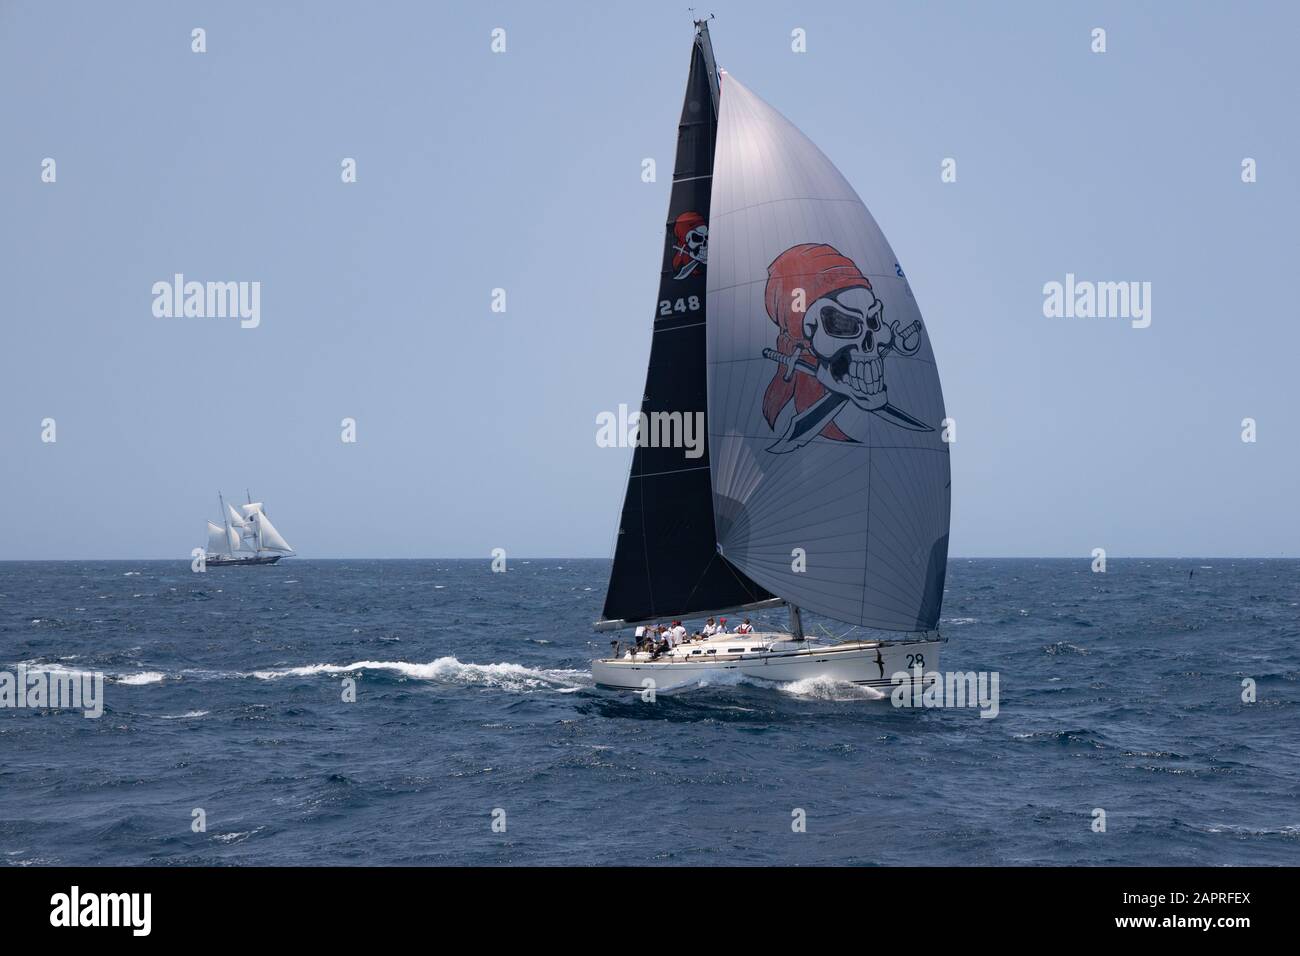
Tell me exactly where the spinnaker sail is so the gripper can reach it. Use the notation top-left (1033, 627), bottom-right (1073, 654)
top-left (705, 74), bottom-right (950, 631)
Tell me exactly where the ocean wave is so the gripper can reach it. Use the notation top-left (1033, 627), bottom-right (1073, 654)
top-left (114, 671), bottom-right (165, 685)
top-left (158, 710), bottom-right (209, 719)
top-left (16, 660), bottom-right (103, 676)
top-left (213, 826), bottom-right (266, 844)
top-left (646, 669), bottom-right (887, 701)
top-left (1199, 823), bottom-right (1299, 837)
top-left (1014, 728), bottom-right (1107, 749)
top-left (14, 664), bottom-right (170, 686)
top-left (772, 675), bottom-right (887, 701)
top-left (1044, 641), bottom-right (1090, 656)
top-left (249, 657), bottom-right (589, 693)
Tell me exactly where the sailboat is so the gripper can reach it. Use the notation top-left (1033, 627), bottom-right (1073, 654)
top-left (202, 491), bottom-right (295, 567)
top-left (592, 20), bottom-right (950, 692)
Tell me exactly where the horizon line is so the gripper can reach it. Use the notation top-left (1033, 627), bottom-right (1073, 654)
top-left (1, 555), bottom-right (1296, 563)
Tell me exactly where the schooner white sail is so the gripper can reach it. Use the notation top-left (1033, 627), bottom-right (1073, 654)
top-left (201, 492), bottom-right (295, 567)
top-left (592, 20), bottom-right (949, 692)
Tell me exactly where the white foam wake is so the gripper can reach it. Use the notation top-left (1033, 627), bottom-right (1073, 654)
top-left (773, 675), bottom-right (888, 701)
top-left (249, 657), bottom-right (590, 693)
top-left (654, 669), bottom-right (887, 701)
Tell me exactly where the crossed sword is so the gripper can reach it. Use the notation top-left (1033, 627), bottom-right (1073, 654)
top-left (761, 321), bottom-right (931, 454)
top-left (672, 246), bottom-right (705, 280)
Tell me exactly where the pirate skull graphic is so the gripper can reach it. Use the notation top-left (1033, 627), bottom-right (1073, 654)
top-left (761, 243), bottom-right (930, 450)
top-left (671, 211), bottom-right (708, 280)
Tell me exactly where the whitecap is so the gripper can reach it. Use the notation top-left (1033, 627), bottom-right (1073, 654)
top-left (213, 826), bottom-right (265, 844)
top-left (1202, 823), bottom-right (1299, 836)
top-left (115, 672), bottom-right (165, 685)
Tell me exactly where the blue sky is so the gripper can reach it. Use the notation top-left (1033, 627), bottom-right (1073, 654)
top-left (2, 1), bottom-right (1296, 559)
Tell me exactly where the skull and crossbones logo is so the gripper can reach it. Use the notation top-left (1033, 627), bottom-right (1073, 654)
top-left (671, 211), bottom-right (708, 280)
top-left (760, 243), bottom-right (931, 452)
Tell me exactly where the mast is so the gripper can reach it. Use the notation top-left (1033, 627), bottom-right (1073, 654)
top-left (245, 488), bottom-right (264, 552)
top-left (219, 491), bottom-right (233, 556)
top-left (694, 16), bottom-right (720, 116)
top-left (788, 604), bottom-right (804, 641)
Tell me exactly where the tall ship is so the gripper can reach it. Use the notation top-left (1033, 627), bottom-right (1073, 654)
top-left (592, 20), bottom-right (950, 692)
top-left (203, 492), bottom-right (295, 567)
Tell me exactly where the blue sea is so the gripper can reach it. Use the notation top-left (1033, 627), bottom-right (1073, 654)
top-left (1, 559), bottom-right (1296, 866)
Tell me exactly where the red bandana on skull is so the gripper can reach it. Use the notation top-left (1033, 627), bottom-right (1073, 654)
top-left (671, 212), bottom-right (707, 277)
top-left (761, 243), bottom-right (872, 442)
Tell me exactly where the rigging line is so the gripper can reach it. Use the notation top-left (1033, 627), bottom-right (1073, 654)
top-left (628, 464), bottom-right (711, 480)
top-left (710, 196), bottom-right (866, 223)
top-left (716, 549), bottom-right (772, 603)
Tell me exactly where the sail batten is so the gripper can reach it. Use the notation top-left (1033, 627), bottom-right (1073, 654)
top-left (599, 25), bottom-right (773, 627)
top-left (705, 74), bottom-right (950, 632)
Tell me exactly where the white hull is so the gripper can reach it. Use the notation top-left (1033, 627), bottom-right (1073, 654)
top-left (592, 634), bottom-right (941, 693)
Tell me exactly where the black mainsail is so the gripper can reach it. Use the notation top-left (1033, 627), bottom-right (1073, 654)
top-left (598, 22), bottom-right (775, 628)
